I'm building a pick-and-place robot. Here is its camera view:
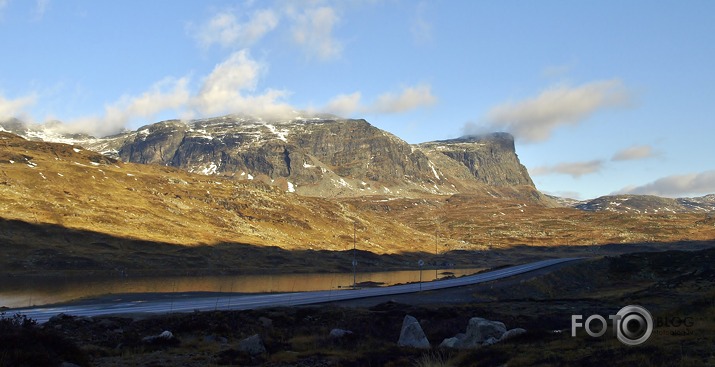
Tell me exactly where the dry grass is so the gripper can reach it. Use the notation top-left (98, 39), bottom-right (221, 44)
top-left (1, 132), bottom-right (715, 277)
top-left (0, 132), bottom-right (438, 252)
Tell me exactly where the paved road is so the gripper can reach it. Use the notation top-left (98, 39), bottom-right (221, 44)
top-left (8, 257), bottom-right (581, 323)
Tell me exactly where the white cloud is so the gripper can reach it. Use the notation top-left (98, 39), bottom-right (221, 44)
top-left (290, 6), bottom-right (342, 60)
top-left (324, 92), bottom-right (361, 117)
top-left (195, 49), bottom-right (263, 108)
top-left (473, 79), bottom-right (632, 143)
top-left (320, 84), bottom-right (437, 117)
top-left (531, 160), bottom-right (604, 178)
top-left (15, 50), bottom-right (297, 137)
top-left (369, 84), bottom-right (437, 114)
top-left (0, 93), bottom-right (37, 120)
top-left (64, 77), bottom-right (190, 137)
top-left (615, 170), bottom-right (715, 198)
top-left (194, 8), bottom-right (279, 49)
top-left (611, 145), bottom-right (657, 161)
top-left (192, 49), bottom-right (292, 118)
top-left (544, 190), bottom-right (584, 200)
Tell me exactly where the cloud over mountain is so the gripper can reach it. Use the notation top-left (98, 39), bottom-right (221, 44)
top-left (531, 160), bottom-right (604, 178)
top-left (616, 170), bottom-right (715, 197)
top-left (0, 94), bottom-right (36, 120)
top-left (466, 80), bottom-right (632, 143)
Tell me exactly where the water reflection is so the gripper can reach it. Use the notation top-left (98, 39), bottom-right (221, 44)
top-left (0, 268), bottom-right (482, 308)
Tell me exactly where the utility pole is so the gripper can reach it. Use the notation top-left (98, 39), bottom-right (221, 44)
top-left (418, 259), bottom-right (424, 291)
top-left (352, 221), bottom-right (357, 289)
top-left (434, 226), bottom-right (438, 280)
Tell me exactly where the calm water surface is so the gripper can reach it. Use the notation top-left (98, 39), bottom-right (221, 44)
top-left (0, 268), bottom-right (482, 308)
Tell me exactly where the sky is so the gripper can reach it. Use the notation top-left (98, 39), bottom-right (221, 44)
top-left (0, 0), bottom-right (713, 200)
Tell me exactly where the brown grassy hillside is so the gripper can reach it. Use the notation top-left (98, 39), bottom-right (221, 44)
top-left (0, 132), bottom-right (436, 253)
top-left (1, 131), bottom-right (714, 276)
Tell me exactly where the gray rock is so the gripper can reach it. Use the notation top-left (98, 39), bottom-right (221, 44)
top-left (442, 318), bottom-right (517, 349)
top-left (60, 363), bottom-right (81, 367)
top-left (439, 336), bottom-right (462, 349)
top-left (397, 315), bottom-right (430, 349)
top-left (329, 328), bottom-right (353, 339)
top-left (142, 330), bottom-right (175, 343)
top-left (460, 317), bottom-right (506, 348)
top-left (159, 330), bottom-right (173, 339)
top-left (237, 334), bottom-right (267, 356)
top-left (500, 328), bottom-right (527, 341)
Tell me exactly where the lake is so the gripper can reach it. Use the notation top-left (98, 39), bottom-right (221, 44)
top-left (0, 268), bottom-right (482, 308)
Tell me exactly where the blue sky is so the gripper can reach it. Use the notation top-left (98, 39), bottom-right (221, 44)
top-left (1, 0), bottom-right (713, 199)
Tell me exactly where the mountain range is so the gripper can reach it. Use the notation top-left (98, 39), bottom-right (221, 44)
top-left (3, 115), bottom-right (712, 213)
top-left (1, 115), bottom-right (550, 203)
top-left (2, 115), bottom-right (714, 276)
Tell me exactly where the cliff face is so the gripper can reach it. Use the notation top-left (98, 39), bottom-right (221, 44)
top-left (1, 115), bottom-right (544, 201)
top-left (417, 133), bottom-right (534, 188)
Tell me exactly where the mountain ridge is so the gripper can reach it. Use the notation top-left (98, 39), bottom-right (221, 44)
top-left (4, 116), bottom-right (712, 212)
top-left (572, 194), bottom-right (715, 214)
top-left (1, 115), bottom-right (550, 204)
top-left (2, 130), bottom-right (715, 277)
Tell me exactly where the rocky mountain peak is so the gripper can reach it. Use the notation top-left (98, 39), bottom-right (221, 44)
top-left (417, 132), bottom-right (534, 188)
top-left (0, 115), bottom-right (545, 202)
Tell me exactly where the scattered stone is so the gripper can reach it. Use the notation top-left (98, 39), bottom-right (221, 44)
top-left (440, 318), bottom-right (522, 349)
top-left (237, 334), bottom-right (267, 356)
top-left (500, 328), bottom-right (527, 341)
top-left (438, 336), bottom-right (461, 349)
top-left (460, 317), bottom-right (506, 348)
top-left (397, 315), bottom-right (430, 349)
top-left (60, 363), bottom-right (81, 367)
top-left (142, 330), bottom-right (179, 346)
top-left (159, 330), bottom-right (173, 339)
top-left (329, 328), bottom-right (353, 339)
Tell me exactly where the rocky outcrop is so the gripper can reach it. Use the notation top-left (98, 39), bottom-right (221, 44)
top-left (397, 315), bottom-right (430, 349)
top-left (237, 334), bottom-right (266, 356)
top-left (460, 317), bottom-right (507, 347)
top-left (439, 317), bottom-right (526, 349)
top-left (500, 327), bottom-right (527, 340)
top-left (417, 133), bottom-right (534, 187)
top-left (329, 328), bottom-right (353, 339)
top-left (141, 330), bottom-right (179, 346)
top-left (118, 120), bottom-right (189, 164)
